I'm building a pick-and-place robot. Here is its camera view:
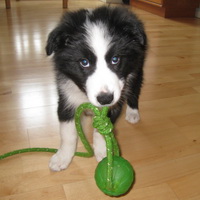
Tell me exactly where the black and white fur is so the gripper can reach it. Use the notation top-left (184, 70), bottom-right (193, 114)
top-left (46, 6), bottom-right (147, 171)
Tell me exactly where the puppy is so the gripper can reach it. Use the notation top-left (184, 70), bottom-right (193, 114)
top-left (46, 6), bottom-right (147, 171)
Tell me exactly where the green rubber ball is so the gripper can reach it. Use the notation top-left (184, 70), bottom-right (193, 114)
top-left (95, 156), bottom-right (135, 197)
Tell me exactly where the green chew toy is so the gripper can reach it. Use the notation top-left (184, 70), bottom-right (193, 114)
top-left (75, 103), bottom-right (135, 196)
top-left (95, 156), bottom-right (134, 196)
top-left (0, 103), bottom-right (135, 196)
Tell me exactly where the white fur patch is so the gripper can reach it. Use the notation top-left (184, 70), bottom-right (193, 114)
top-left (126, 105), bottom-right (140, 124)
top-left (49, 121), bottom-right (77, 171)
top-left (59, 79), bottom-right (89, 107)
top-left (93, 129), bottom-right (107, 162)
top-left (84, 21), bottom-right (124, 107)
top-left (84, 20), bottom-right (111, 58)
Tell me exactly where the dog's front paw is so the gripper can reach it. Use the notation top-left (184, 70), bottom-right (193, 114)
top-left (126, 107), bottom-right (140, 124)
top-left (49, 151), bottom-right (72, 172)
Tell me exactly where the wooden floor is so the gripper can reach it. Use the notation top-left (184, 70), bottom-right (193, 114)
top-left (0, 0), bottom-right (200, 199)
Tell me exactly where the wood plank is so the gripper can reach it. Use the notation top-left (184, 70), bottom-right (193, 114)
top-left (64, 179), bottom-right (179, 200)
top-left (134, 153), bottom-right (200, 188)
top-left (0, 185), bottom-right (66, 200)
top-left (168, 172), bottom-right (200, 200)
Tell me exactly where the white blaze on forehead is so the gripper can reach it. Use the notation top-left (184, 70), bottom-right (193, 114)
top-left (84, 20), bottom-right (124, 107)
top-left (84, 20), bottom-right (111, 57)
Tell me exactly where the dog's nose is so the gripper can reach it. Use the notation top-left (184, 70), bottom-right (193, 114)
top-left (96, 92), bottom-right (114, 105)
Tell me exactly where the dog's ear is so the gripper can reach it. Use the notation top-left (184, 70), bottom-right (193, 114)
top-left (112, 7), bottom-right (147, 48)
top-left (46, 10), bottom-right (88, 56)
top-left (46, 27), bottom-right (58, 56)
top-left (46, 27), bottom-right (68, 56)
top-left (133, 24), bottom-right (147, 47)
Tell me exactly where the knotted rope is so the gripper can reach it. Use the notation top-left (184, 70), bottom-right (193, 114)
top-left (74, 103), bottom-right (120, 190)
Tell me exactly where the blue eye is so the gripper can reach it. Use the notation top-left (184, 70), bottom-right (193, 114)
top-left (111, 56), bottom-right (120, 65)
top-left (80, 58), bottom-right (90, 68)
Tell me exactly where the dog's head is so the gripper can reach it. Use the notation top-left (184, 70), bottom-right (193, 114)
top-left (46, 6), bottom-right (147, 107)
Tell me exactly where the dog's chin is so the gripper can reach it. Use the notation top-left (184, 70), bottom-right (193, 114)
top-left (92, 102), bottom-right (113, 108)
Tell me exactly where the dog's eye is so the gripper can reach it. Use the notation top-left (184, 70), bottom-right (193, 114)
top-left (80, 59), bottom-right (90, 68)
top-left (111, 56), bottom-right (120, 65)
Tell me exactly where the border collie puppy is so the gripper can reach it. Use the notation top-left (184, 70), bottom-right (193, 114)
top-left (46, 6), bottom-right (147, 171)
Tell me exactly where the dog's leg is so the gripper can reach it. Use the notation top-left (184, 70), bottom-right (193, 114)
top-left (49, 121), bottom-right (77, 171)
top-left (93, 129), bottom-right (107, 162)
top-left (126, 71), bottom-right (143, 124)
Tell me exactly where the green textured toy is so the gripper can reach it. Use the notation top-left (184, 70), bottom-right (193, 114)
top-left (0, 103), bottom-right (135, 197)
top-left (75, 103), bottom-right (135, 196)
